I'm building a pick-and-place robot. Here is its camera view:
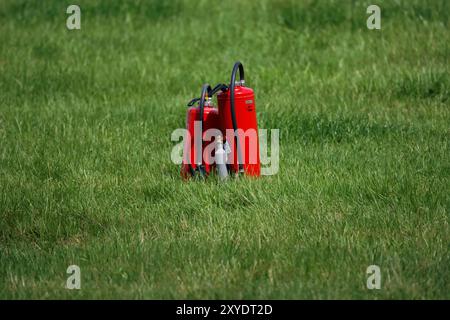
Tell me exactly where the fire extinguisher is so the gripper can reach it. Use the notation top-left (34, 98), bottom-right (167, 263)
top-left (181, 83), bottom-right (220, 179)
top-left (181, 62), bottom-right (260, 179)
top-left (218, 62), bottom-right (261, 177)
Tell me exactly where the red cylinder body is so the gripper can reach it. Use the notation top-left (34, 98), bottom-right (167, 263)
top-left (181, 105), bottom-right (219, 178)
top-left (217, 86), bottom-right (260, 176)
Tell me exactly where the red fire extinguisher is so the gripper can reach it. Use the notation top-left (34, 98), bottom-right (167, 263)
top-left (181, 62), bottom-right (260, 179)
top-left (218, 62), bottom-right (261, 176)
top-left (181, 84), bottom-right (219, 179)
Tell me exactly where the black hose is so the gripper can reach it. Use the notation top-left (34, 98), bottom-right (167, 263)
top-left (229, 61), bottom-right (245, 173)
top-left (194, 83), bottom-right (211, 177)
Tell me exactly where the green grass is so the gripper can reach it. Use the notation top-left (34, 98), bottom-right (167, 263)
top-left (0, 0), bottom-right (449, 299)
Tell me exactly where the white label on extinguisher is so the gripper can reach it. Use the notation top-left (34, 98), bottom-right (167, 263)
top-left (224, 141), bottom-right (231, 154)
top-left (246, 100), bottom-right (253, 104)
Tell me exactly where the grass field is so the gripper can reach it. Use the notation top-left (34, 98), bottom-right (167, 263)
top-left (0, 0), bottom-right (449, 299)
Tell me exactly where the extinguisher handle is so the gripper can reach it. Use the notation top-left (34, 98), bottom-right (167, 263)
top-left (187, 83), bottom-right (227, 107)
top-left (210, 83), bottom-right (228, 96)
top-left (187, 97), bottom-right (200, 107)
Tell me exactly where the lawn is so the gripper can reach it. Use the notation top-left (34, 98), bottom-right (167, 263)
top-left (0, 0), bottom-right (449, 299)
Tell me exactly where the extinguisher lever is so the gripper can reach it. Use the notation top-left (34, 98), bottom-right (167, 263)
top-left (187, 97), bottom-right (200, 107)
top-left (210, 83), bottom-right (228, 96)
top-left (187, 83), bottom-right (228, 107)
